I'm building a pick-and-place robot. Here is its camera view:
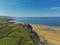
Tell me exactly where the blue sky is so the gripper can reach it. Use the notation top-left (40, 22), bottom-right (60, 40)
top-left (0, 0), bottom-right (60, 17)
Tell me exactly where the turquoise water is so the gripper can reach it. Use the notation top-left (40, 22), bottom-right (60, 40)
top-left (13, 17), bottom-right (60, 27)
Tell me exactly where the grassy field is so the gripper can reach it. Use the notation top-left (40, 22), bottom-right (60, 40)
top-left (0, 19), bottom-right (36, 45)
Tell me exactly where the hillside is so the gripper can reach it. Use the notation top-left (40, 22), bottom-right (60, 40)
top-left (0, 19), bottom-right (36, 45)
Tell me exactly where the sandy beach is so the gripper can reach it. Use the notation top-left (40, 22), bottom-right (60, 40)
top-left (31, 24), bottom-right (60, 45)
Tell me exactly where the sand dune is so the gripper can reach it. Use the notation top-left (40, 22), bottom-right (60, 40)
top-left (31, 25), bottom-right (60, 45)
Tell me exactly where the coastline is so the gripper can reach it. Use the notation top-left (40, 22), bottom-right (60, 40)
top-left (30, 24), bottom-right (60, 29)
top-left (15, 21), bottom-right (60, 28)
top-left (15, 22), bottom-right (60, 45)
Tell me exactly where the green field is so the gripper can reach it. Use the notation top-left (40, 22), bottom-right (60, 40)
top-left (0, 19), bottom-right (36, 45)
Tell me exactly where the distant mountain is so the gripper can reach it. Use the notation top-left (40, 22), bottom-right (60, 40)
top-left (0, 16), bottom-right (12, 18)
top-left (0, 16), bottom-right (14, 21)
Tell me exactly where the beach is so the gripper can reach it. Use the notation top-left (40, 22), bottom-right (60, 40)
top-left (15, 22), bottom-right (60, 45)
top-left (14, 22), bottom-right (60, 45)
top-left (31, 24), bottom-right (60, 45)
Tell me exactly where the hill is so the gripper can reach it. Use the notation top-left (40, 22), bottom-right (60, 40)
top-left (0, 19), bottom-right (36, 45)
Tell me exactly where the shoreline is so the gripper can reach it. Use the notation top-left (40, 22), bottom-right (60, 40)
top-left (15, 22), bottom-right (60, 31)
top-left (30, 24), bottom-right (60, 31)
top-left (14, 22), bottom-right (60, 31)
top-left (15, 21), bottom-right (60, 28)
top-left (30, 24), bottom-right (60, 28)
top-left (15, 22), bottom-right (60, 45)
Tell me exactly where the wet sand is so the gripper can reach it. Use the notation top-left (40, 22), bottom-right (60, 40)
top-left (31, 24), bottom-right (60, 45)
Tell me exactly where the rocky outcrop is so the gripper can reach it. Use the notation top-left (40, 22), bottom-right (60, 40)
top-left (22, 24), bottom-right (42, 45)
top-left (21, 24), bottom-right (55, 45)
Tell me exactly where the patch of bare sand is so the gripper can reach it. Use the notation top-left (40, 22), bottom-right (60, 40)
top-left (31, 25), bottom-right (60, 45)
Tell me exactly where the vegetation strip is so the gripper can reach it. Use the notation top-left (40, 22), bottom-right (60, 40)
top-left (0, 25), bottom-right (19, 39)
top-left (17, 37), bottom-right (24, 45)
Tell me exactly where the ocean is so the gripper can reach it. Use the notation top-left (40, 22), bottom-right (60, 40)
top-left (13, 17), bottom-right (60, 27)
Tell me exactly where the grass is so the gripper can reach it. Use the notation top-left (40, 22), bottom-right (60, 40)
top-left (0, 19), bottom-right (36, 45)
top-left (0, 19), bottom-right (8, 24)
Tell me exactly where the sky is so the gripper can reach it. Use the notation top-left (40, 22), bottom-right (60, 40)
top-left (0, 0), bottom-right (60, 17)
